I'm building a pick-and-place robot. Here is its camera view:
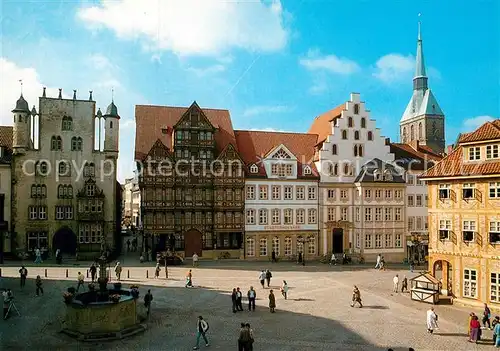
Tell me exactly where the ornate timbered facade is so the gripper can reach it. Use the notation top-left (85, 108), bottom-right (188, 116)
top-left (136, 102), bottom-right (244, 259)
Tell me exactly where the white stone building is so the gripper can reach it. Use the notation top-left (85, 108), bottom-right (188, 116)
top-left (123, 175), bottom-right (141, 229)
top-left (234, 130), bottom-right (320, 261)
top-left (10, 88), bottom-right (120, 258)
top-left (308, 93), bottom-right (406, 262)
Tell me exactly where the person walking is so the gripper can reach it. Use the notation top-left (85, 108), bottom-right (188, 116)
top-left (281, 280), bottom-right (289, 300)
top-left (380, 256), bottom-right (386, 270)
top-left (34, 248), bottom-right (43, 264)
top-left (393, 274), bottom-right (399, 293)
top-left (186, 269), bottom-right (193, 287)
top-left (375, 254), bottom-right (381, 269)
top-left (35, 275), bottom-right (44, 296)
top-left (76, 271), bottom-right (85, 292)
top-left (271, 250), bottom-right (276, 263)
top-left (469, 315), bottom-right (481, 343)
top-left (401, 276), bottom-right (408, 293)
top-left (90, 263), bottom-right (97, 282)
top-left (265, 269), bottom-right (272, 288)
top-left (269, 289), bottom-right (276, 313)
top-left (144, 289), bottom-right (153, 316)
top-left (192, 253), bottom-right (199, 267)
top-left (350, 285), bottom-right (363, 308)
top-left (468, 312), bottom-right (476, 337)
top-left (231, 288), bottom-right (238, 313)
top-left (238, 323), bottom-right (252, 351)
top-left (426, 307), bottom-right (438, 334)
top-left (236, 287), bottom-right (243, 311)
top-left (55, 248), bottom-right (62, 264)
top-left (126, 239), bottom-right (131, 252)
top-left (115, 262), bottom-right (122, 281)
top-left (193, 315), bottom-right (210, 350)
top-left (246, 323), bottom-right (254, 351)
top-left (258, 270), bottom-right (266, 289)
top-left (330, 252), bottom-right (337, 265)
top-left (247, 286), bottom-right (256, 311)
top-left (155, 263), bottom-right (161, 279)
top-left (19, 266), bottom-right (28, 288)
top-left (482, 303), bottom-right (492, 329)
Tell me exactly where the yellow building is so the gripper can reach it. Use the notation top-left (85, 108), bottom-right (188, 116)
top-left (421, 119), bottom-right (500, 308)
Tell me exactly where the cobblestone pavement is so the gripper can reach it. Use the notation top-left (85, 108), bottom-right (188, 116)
top-left (0, 262), bottom-right (494, 350)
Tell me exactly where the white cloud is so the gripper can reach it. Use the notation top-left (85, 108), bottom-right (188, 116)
top-left (373, 53), bottom-right (441, 83)
top-left (463, 115), bottom-right (496, 131)
top-left (248, 127), bottom-right (292, 133)
top-left (186, 64), bottom-right (225, 77)
top-left (120, 119), bottom-right (135, 129)
top-left (0, 58), bottom-right (69, 126)
top-left (372, 54), bottom-right (414, 83)
top-left (243, 105), bottom-right (293, 117)
top-left (299, 49), bottom-right (360, 75)
top-left (77, 0), bottom-right (288, 56)
top-left (89, 53), bottom-right (114, 70)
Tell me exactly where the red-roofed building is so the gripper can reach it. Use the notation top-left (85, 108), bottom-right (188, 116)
top-left (420, 119), bottom-right (500, 308)
top-left (234, 130), bottom-right (320, 261)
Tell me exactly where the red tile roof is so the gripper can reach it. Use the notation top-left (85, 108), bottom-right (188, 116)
top-left (390, 142), bottom-right (442, 162)
top-left (234, 130), bottom-right (319, 178)
top-left (421, 120), bottom-right (500, 179)
top-left (460, 120), bottom-right (500, 143)
top-left (135, 102), bottom-right (237, 160)
top-left (307, 103), bottom-right (345, 144)
top-left (0, 126), bottom-right (13, 148)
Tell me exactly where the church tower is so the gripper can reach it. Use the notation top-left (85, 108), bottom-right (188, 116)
top-left (12, 95), bottom-right (31, 154)
top-left (103, 100), bottom-right (120, 155)
top-left (400, 21), bottom-right (445, 155)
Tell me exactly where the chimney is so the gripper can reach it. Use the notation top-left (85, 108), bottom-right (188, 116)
top-left (42, 87), bottom-right (46, 97)
top-left (89, 91), bottom-right (93, 101)
top-left (58, 89), bottom-right (62, 99)
top-left (447, 145), bottom-right (454, 155)
top-left (73, 90), bottom-right (77, 100)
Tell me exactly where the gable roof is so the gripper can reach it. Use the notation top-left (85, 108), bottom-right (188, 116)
top-left (135, 103), bottom-right (237, 161)
top-left (234, 130), bottom-right (319, 178)
top-left (401, 89), bottom-right (444, 123)
top-left (390, 142), bottom-right (442, 171)
top-left (421, 119), bottom-right (500, 179)
top-left (307, 103), bottom-right (345, 144)
top-left (459, 120), bottom-right (500, 143)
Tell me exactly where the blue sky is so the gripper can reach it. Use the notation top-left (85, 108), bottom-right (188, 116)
top-left (1, 0), bottom-right (498, 181)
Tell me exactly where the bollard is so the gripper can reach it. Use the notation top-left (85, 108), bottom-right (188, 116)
top-left (45, 269), bottom-right (47, 278)
top-left (146, 270), bottom-right (149, 279)
top-left (66, 269), bottom-right (68, 278)
top-left (127, 269), bottom-right (130, 279)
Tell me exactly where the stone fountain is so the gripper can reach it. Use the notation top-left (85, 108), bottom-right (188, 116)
top-left (61, 255), bottom-right (146, 341)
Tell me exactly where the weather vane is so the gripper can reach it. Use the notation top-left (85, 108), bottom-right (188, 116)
top-left (111, 87), bottom-right (114, 102)
top-left (19, 79), bottom-right (23, 95)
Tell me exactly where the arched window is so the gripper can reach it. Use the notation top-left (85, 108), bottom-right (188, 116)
top-left (259, 238), bottom-right (268, 256)
top-left (367, 131), bottom-right (373, 140)
top-left (303, 165), bottom-right (312, 175)
top-left (410, 125), bottom-right (414, 141)
top-left (342, 130), bottom-right (348, 140)
top-left (51, 136), bottom-right (57, 150)
top-left (284, 237), bottom-right (292, 256)
top-left (354, 131), bottom-right (360, 140)
top-left (344, 163), bottom-right (350, 175)
top-left (67, 185), bottom-right (73, 198)
top-left (58, 185), bottom-right (64, 198)
top-left (77, 137), bottom-right (83, 151)
top-left (58, 162), bottom-right (67, 175)
top-left (359, 145), bottom-right (364, 157)
top-left (272, 236), bottom-right (280, 256)
top-left (361, 117), bottom-right (366, 128)
top-left (354, 104), bottom-right (359, 115)
top-left (354, 145), bottom-right (358, 157)
top-left (246, 237), bottom-right (255, 257)
top-left (418, 122), bottom-right (422, 140)
top-left (37, 161), bottom-right (48, 175)
top-left (41, 185), bottom-right (46, 197)
top-left (332, 144), bottom-right (337, 155)
top-left (297, 236), bottom-right (304, 253)
top-left (31, 185), bottom-right (37, 197)
top-left (348, 117), bottom-right (353, 127)
top-left (308, 237), bottom-right (316, 255)
top-left (249, 164), bottom-right (258, 173)
top-left (334, 163), bottom-right (338, 176)
top-left (402, 127), bottom-right (407, 143)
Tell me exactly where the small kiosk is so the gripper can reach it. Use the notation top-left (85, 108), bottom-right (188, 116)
top-left (410, 272), bottom-right (440, 304)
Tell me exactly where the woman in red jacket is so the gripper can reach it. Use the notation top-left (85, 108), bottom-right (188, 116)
top-left (469, 315), bottom-right (481, 343)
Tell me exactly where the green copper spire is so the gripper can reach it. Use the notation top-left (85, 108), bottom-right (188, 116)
top-left (415, 18), bottom-right (426, 78)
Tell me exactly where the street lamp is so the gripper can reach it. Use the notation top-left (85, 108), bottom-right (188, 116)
top-left (297, 235), bottom-right (315, 266)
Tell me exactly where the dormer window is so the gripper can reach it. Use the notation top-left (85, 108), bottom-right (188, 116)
top-left (486, 145), bottom-right (499, 159)
top-left (374, 170), bottom-right (381, 181)
top-left (348, 117), bottom-right (353, 127)
top-left (354, 104), bottom-right (359, 115)
top-left (303, 165), bottom-right (312, 175)
top-left (249, 164), bottom-right (258, 174)
top-left (468, 147), bottom-right (480, 161)
top-left (383, 170), bottom-right (393, 181)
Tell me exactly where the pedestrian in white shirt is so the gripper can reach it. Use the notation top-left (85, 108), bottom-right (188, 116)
top-left (330, 253), bottom-right (337, 265)
top-left (258, 270), bottom-right (266, 288)
top-left (375, 254), bottom-right (381, 269)
top-left (393, 274), bottom-right (399, 293)
top-left (192, 253), bottom-right (199, 267)
top-left (426, 307), bottom-right (438, 334)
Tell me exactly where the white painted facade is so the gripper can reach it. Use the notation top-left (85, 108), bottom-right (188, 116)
top-left (405, 170), bottom-right (429, 261)
top-left (314, 93), bottom-right (401, 260)
top-left (123, 176), bottom-right (141, 228)
top-left (244, 144), bottom-right (319, 259)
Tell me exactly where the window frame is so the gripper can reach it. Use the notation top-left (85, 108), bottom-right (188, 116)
top-left (463, 268), bottom-right (478, 299)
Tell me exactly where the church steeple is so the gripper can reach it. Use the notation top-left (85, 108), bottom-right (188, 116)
top-left (413, 20), bottom-right (428, 91)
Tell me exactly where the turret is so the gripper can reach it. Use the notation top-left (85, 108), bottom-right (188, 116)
top-left (12, 95), bottom-right (31, 154)
top-left (103, 101), bottom-right (120, 154)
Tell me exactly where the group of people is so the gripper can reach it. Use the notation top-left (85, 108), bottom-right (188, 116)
top-left (375, 254), bottom-right (386, 271)
top-left (468, 303), bottom-right (500, 346)
top-left (126, 237), bottom-right (138, 252)
top-left (392, 274), bottom-right (408, 293)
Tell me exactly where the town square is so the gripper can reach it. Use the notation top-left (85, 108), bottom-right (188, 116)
top-left (0, 0), bottom-right (499, 350)
top-left (0, 259), bottom-right (494, 350)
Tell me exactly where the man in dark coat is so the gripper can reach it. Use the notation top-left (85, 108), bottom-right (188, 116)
top-left (231, 288), bottom-right (238, 313)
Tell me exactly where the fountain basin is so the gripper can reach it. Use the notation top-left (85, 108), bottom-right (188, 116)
top-left (62, 289), bottom-right (146, 341)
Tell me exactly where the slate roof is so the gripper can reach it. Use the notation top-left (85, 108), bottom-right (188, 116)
top-left (401, 89), bottom-right (444, 122)
top-left (234, 130), bottom-right (319, 179)
top-left (134, 102), bottom-right (237, 161)
top-left (390, 142), bottom-right (442, 171)
top-left (307, 103), bottom-right (345, 144)
top-left (354, 158), bottom-right (405, 183)
top-left (421, 119), bottom-right (500, 179)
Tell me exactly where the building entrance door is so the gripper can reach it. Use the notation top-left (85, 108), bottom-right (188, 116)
top-left (52, 227), bottom-right (77, 255)
top-left (184, 229), bottom-right (203, 257)
top-left (332, 228), bottom-right (343, 254)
